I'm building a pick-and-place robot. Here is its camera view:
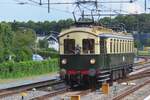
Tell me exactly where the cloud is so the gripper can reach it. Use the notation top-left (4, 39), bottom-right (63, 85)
top-left (125, 2), bottom-right (144, 14)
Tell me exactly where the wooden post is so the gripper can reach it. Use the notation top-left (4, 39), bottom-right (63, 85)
top-left (102, 83), bottom-right (109, 95)
top-left (70, 95), bottom-right (80, 100)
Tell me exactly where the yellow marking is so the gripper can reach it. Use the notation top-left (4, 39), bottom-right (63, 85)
top-left (70, 95), bottom-right (80, 100)
top-left (20, 92), bottom-right (27, 96)
top-left (101, 83), bottom-right (110, 95)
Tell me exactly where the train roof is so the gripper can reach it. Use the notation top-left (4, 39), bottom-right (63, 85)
top-left (59, 26), bottom-right (133, 40)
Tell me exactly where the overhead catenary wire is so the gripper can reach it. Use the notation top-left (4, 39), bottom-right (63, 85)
top-left (29, 0), bottom-right (137, 5)
top-left (3, 0), bottom-right (140, 18)
top-left (12, 0), bottom-right (74, 14)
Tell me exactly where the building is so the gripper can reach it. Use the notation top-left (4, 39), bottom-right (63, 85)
top-left (36, 31), bottom-right (59, 51)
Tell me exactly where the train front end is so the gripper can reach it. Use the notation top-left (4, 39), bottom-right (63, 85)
top-left (59, 27), bottom-right (101, 88)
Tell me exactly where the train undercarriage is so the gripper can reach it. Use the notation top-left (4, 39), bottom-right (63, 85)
top-left (60, 64), bottom-right (133, 89)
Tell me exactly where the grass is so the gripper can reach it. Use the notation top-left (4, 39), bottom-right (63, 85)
top-left (0, 59), bottom-right (59, 79)
top-left (138, 50), bottom-right (150, 56)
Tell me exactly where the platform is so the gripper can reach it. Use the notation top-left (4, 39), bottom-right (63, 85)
top-left (0, 74), bottom-right (59, 90)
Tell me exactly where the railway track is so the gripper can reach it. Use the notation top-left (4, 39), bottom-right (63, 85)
top-left (33, 69), bottom-right (150, 100)
top-left (31, 86), bottom-right (70, 100)
top-left (113, 79), bottom-right (150, 100)
top-left (118, 69), bottom-right (150, 83)
top-left (0, 57), bottom-right (149, 100)
top-left (0, 79), bottom-right (65, 98)
top-left (114, 66), bottom-right (150, 100)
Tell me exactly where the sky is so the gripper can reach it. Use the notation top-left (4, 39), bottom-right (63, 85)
top-left (0, 0), bottom-right (148, 22)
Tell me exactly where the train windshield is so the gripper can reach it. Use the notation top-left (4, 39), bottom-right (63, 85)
top-left (64, 39), bottom-right (75, 54)
top-left (82, 39), bottom-right (95, 54)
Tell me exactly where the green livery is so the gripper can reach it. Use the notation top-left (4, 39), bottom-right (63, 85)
top-left (59, 26), bottom-right (134, 88)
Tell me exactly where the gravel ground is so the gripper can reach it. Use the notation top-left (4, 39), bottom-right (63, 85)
top-left (1, 90), bottom-right (49, 100)
top-left (81, 77), bottom-right (149, 100)
top-left (49, 77), bottom-right (149, 100)
top-left (0, 58), bottom-right (148, 100)
top-left (49, 82), bottom-right (131, 100)
top-left (123, 84), bottom-right (150, 100)
top-left (0, 76), bottom-right (149, 100)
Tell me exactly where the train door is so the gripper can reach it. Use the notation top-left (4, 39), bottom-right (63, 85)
top-left (100, 37), bottom-right (107, 68)
top-left (100, 37), bottom-right (107, 54)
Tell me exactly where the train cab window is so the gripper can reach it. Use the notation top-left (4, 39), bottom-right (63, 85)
top-left (82, 39), bottom-right (95, 54)
top-left (64, 39), bottom-right (75, 54)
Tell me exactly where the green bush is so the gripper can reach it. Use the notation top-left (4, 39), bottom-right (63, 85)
top-left (138, 50), bottom-right (150, 56)
top-left (0, 59), bottom-right (59, 79)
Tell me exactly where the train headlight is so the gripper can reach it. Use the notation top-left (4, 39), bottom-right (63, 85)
top-left (61, 59), bottom-right (67, 64)
top-left (90, 58), bottom-right (96, 64)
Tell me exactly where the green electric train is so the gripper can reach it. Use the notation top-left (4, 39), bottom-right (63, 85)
top-left (59, 25), bottom-right (134, 88)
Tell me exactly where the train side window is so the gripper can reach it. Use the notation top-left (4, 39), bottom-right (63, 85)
top-left (114, 39), bottom-right (116, 53)
top-left (127, 40), bottom-right (128, 53)
top-left (120, 40), bottom-right (122, 53)
top-left (125, 40), bottom-right (126, 53)
top-left (131, 41), bottom-right (132, 52)
top-left (126, 40), bottom-right (128, 53)
top-left (117, 40), bottom-right (119, 53)
top-left (126, 40), bottom-right (127, 53)
top-left (132, 41), bottom-right (133, 52)
top-left (128, 41), bottom-right (130, 52)
top-left (110, 39), bottom-right (112, 53)
top-left (64, 39), bottom-right (75, 54)
top-left (129, 41), bottom-right (130, 52)
top-left (122, 40), bottom-right (124, 53)
top-left (82, 39), bottom-right (95, 54)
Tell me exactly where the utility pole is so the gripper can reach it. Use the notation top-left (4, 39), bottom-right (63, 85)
top-left (39, 0), bottom-right (42, 5)
top-left (48, 0), bottom-right (50, 13)
top-left (145, 0), bottom-right (147, 12)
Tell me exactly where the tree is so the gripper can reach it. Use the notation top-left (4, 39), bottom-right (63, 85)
top-left (12, 28), bottom-right (36, 62)
top-left (38, 39), bottom-right (49, 49)
top-left (0, 22), bottom-right (14, 62)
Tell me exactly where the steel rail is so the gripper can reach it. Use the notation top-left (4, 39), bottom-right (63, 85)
top-left (0, 56), bottom-right (149, 99)
top-left (31, 87), bottom-right (70, 100)
top-left (113, 79), bottom-right (150, 100)
top-left (75, 89), bottom-right (92, 96)
top-left (118, 70), bottom-right (150, 83)
top-left (0, 79), bottom-right (63, 98)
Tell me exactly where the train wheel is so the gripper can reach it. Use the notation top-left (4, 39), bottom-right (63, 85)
top-left (116, 71), bottom-right (119, 80)
top-left (112, 71), bottom-right (115, 80)
top-left (123, 67), bottom-right (127, 78)
top-left (119, 69), bottom-right (123, 79)
top-left (89, 76), bottom-right (96, 90)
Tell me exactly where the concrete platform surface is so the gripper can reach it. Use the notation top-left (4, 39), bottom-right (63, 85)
top-left (0, 74), bottom-right (59, 90)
